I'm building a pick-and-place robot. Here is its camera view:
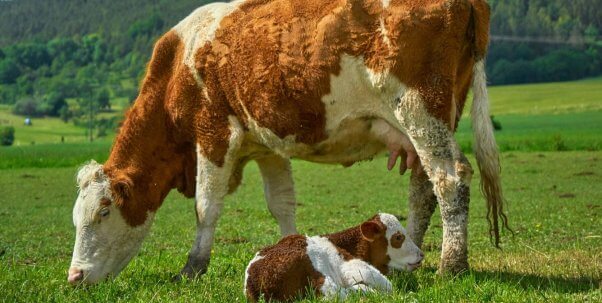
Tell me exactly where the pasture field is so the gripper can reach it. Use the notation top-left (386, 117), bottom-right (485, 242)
top-left (0, 151), bottom-right (600, 302)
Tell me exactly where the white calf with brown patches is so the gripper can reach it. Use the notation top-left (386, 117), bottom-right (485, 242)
top-left (244, 214), bottom-right (423, 302)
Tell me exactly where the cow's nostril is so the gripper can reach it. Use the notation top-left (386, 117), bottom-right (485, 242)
top-left (67, 268), bottom-right (84, 285)
top-left (419, 251), bottom-right (425, 259)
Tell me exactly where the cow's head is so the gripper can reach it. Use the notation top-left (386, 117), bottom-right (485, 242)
top-left (68, 160), bottom-right (154, 285)
top-left (360, 213), bottom-right (424, 273)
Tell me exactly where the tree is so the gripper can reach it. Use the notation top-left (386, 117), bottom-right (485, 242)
top-left (13, 97), bottom-right (42, 117)
top-left (0, 58), bottom-right (20, 84)
top-left (96, 88), bottom-right (111, 110)
top-left (0, 126), bottom-right (15, 146)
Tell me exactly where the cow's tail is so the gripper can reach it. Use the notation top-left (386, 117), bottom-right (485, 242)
top-left (471, 60), bottom-right (510, 248)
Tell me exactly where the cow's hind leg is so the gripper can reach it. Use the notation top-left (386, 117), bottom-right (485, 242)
top-left (395, 90), bottom-right (473, 274)
top-left (256, 155), bottom-right (297, 236)
top-left (406, 165), bottom-right (438, 247)
top-left (179, 117), bottom-right (244, 278)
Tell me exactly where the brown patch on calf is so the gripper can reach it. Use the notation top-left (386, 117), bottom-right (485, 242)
top-left (327, 215), bottom-right (391, 275)
top-left (390, 231), bottom-right (405, 249)
top-left (245, 235), bottom-right (324, 302)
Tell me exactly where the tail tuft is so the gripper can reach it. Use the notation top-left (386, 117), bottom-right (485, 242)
top-left (471, 60), bottom-right (512, 248)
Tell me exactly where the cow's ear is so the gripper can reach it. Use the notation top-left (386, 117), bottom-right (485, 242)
top-left (361, 221), bottom-right (384, 242)
top-left (110, 175), bottom-right (133, 207)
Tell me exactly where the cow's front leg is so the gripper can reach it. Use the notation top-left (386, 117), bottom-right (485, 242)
top-left (395, 90), bottom-right (473, 274)
top-left (256, 155), bottom-right (297, 236)
top-left (180, 119), bottom-right (244, 279)
top-left (406, 164), bottom-right (438, 248)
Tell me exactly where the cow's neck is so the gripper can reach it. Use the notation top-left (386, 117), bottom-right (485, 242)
top-left (103, 91), bottom-right (187, 226)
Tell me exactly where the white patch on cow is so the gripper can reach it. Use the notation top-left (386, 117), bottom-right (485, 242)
top-left (382, 0), bottom-right (391, 9)
top-left (256, 155), bottom-right (298, 236)
top-left (70, 161), bottom-right (154, 284)
top-left (185, 115), bottom-right (245, 271)
top-left (379, 18), bottom-right (391, 49)
top-left (173, 0), bottom-right (245, 86)
top-left (378, 213), bottom-right (423, 271)
top-left (243, 252), bottom-right (264, 296)
top-left (241, 54), bottom-right (411, 165)
top-left (306, 236), bottom-right (391, 299)
top-left (394, 89), bottom-right (470, 271)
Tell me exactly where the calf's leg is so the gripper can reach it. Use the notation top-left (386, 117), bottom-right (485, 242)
top-left (180, 118), bottom-right (244, 278)
top-left (256, 155), bottom-right (298, 236)
top-left (395, 90), bottom-right (473, 274)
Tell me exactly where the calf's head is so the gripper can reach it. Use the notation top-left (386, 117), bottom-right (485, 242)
top-left (360, 213), bottom-right (424, 272)
top-left (68, 161), bottom-right (154, 285)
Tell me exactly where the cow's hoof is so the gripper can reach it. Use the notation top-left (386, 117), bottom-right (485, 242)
top-left (173, 259), bottom-right (209, 281)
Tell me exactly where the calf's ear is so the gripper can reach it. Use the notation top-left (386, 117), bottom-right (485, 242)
top-left (360, 221), bottom-right (383, 242)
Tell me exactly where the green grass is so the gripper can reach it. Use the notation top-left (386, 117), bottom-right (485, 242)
top-left (2, 110), bottom-right (601, 170)
top-left (0, 152), bottom-right (600, 302)
top-left (486, 77), bottom-right (602, 115)
top-left (0, 104), bottom-right (116, 146)
top-left (455, 110), bottom-right (602, 152)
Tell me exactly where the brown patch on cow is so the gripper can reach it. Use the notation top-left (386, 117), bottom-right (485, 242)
top-left (390, 231), bottom-right (405, 249)
top-left (246, 235), bottom-right (324, 302)
top-left (103, 31), bottom-right (201, 226)
top-left (99, 197), bottom-right (111, 207)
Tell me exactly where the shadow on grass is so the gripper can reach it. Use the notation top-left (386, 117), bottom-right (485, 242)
top-left (417, 266), bottom-right (599, 294)
top-left (471, 269), bottom-right (599, 294)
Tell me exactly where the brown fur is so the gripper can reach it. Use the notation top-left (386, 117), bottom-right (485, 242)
top-left (245, 235), bottom-right (325, 302)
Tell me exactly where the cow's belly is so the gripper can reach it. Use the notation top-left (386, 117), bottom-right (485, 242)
top-left (239, 54), bottom-right (410, 165)
top-left (242, 116), bottom-right (403, 166)
top-left (297, 118), bottom-right (387, 164)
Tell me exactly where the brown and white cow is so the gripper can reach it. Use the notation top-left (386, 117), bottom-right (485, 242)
top-left (244, 213), bottom-right (423, 301)
top-left (68, 0), bottom-right (509, 284)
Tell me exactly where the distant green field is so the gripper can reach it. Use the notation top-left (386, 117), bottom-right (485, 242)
top-left (0, 104), bottom-right (116, 146)
top-left (486, 77), bottom-right (602, 115)
top-left (0, 152), bottom-right (600, 302)
top-left (0, 77), bottom-right (601, 164)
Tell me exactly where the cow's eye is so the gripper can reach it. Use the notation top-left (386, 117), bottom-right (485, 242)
top-left (99, 208), bottom-right (110, 218)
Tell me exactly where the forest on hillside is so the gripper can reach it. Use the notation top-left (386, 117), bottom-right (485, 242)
top-left (0, 0), bottom-right (600, 130)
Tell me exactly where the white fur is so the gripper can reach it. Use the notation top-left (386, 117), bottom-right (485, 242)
top-left (70, 161), bottom-right (154, 284)
top-left (244, 54), bottom-right (409, 165)
top-left (256, 155), bottom-right (298, 236)
top-left (243, 253), bottom-right (264, 294)
top-left (183, 116), bottom-right (245, 273)
top-left (471, 59), bottom-right (503, 199)
top-left (394, 89), bottom-right (471, 271)
top-left (305, 236), bottom-right (392, 298)
top-left (173, 1), bottom-right (244, 88)
top-left (378, 213), bottom-right (423, 270)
